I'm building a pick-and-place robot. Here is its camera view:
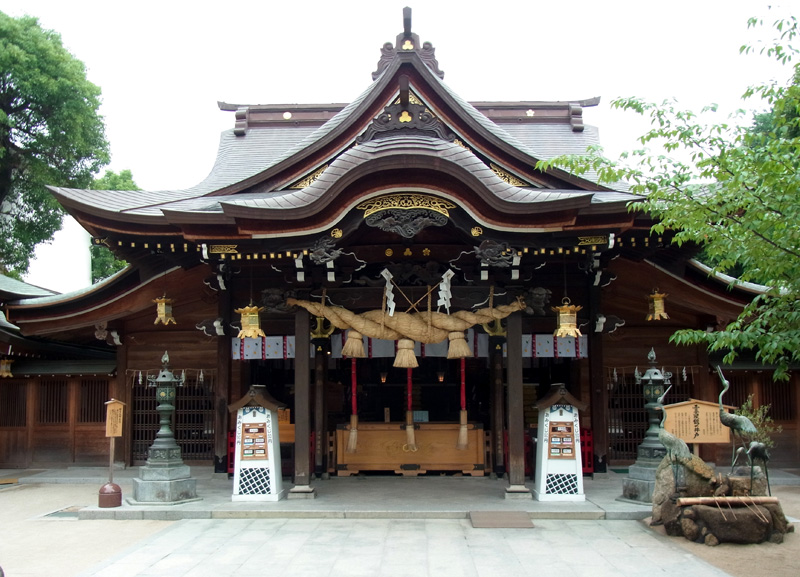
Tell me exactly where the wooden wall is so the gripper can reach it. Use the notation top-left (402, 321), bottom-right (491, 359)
top-left (0, 376), bottom-right (110, 468)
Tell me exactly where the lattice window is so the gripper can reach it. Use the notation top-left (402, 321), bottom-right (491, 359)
top-left (0, 381), bottom-right (27, 427)
top-left (606, 365), bottom-right (697, 463)
top-left (79, 379), bottom-right (109, 423)
top-left (726, 372), bottom-right (750, 408)
top-left (38, 380), bottom-right (68, 424)
top-left (760, 377), bottom-right (795, 421)
top-left (130, 369), bottom-right (216, 461)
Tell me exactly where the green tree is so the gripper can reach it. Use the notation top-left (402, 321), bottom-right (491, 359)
top-left (90, 170), bottom-right (137, 283)
top-left (537, 16), bottom-right (800, 379)
top-left (0, 12), bottom-right (109, 277)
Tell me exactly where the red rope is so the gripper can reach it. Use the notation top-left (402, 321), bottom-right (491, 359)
top-left (460, 357), bottom-right (466, 411)
top-left (351, 357), bottom-right (357, 416)
top-left (407, 367), bottom-right (413, 412)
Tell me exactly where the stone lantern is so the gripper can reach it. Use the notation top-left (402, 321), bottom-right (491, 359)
top-left (132, 351), bottom-right (198, 504)
top-left (620, 348), bottom-right (672, 503)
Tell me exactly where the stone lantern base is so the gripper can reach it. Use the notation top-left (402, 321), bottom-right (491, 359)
top-left (620, 460), bottom-right (660, 503)
top-left (131, 462), bottom-right (199, 505)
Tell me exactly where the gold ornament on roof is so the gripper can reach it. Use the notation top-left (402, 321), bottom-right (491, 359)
top-left (393, 93), bottom-right (425, 107)
top-left (289, 165), bottom-right (328, 189)
top-left (402, 40), bottom-right (414, 50)
top-left (357, 194), bottom-right (455, 218)
top-left (490, 164), bottom-right (528, 187)
top-left (209, 245), bottom-right (238, 254)
top-left (330, 228), bottom-right (343, 238)
top-left (578, 235), bottom-right (607, 246)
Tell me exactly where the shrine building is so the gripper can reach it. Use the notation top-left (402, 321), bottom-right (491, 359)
top-left (1, 9), bottom-right (797, 488)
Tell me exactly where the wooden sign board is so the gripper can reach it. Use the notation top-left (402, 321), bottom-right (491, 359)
top-left (663, 399), bottom-right (734, 444)
top-left (104, 399), bottom-right (126, 438)
top-left (548, 421), bottom-right (576, 460)
top-left (240, 422), bottom-right (269, 460)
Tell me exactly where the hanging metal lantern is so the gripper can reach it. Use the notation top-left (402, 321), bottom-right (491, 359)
top-left (235, 302), bottom-right (266, 338)
top-left (646, 290), bottom-right (670, 321)
top-left (153, 295), bottom-right (177, 325)
top-left (0, 358), bottom-right (13, 378)
top-left (552, 297), bottom-right (583, 338)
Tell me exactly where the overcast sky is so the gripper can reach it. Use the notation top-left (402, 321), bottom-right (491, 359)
top-left (2, 0), bottom-right (792, 292)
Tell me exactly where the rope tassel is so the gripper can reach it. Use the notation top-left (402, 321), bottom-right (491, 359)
top-left (394, 338), bottom-right (418, 368)
top-left (342, 329), bottom-right (366, 358)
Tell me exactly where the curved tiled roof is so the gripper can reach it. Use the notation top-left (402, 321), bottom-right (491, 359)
top-left (0, 274), bottom-right (58, 299)
top-left (51, 50), bottom-right (628, 227)
top-left (159, 134), bottom-right (618, 227)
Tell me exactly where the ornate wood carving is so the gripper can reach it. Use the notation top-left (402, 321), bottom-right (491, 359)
top-left (357, 194), bottom-right (455, 217)
top-left (365, 208), bottom-right (448, 238)
top-left (475, 240), bottom-right (513, 268)
top-left (490, 163), bottom-right (529, 187)
top-left (289, 165), bottom-right (328, 189)
top-left (358, 78), bottom-right (454, 143)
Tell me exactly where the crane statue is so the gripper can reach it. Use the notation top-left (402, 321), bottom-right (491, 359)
top-left (716, 366), bottom-right (758, 471)
top-left (656, 385), bottom-right (691, 489)
top-left (747, 441), bottom-right (771, 496)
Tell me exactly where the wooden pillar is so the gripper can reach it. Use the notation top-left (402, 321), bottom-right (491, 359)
top-left (489, 336), bottom-right (505, 475)
top-left (505, 312), bottom-right (529, 495)
top-left (289, 308), bottom-right (315, 497)
top-left (312, 338), bottom-right (329, 477)
top-left (116, 343), bottom-right (131, 465)
top-left (588, 283), bottom-right (608, 473)
top-left (214, 288), bottom-right (232, 473)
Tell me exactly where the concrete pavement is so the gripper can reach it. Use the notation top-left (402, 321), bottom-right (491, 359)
top-left (1, 467), bottom-right (798, 576)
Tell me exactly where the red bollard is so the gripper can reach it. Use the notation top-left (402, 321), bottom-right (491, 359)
top-left (98, 482), bottom-right (122, 508)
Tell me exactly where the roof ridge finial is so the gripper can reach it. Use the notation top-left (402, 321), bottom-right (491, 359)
top-left (396, 6), bottom-right (419, 52)
top-left (403, 6), bottom-right (412, 38)
top-left (371, 8), bottom-right (445, 81)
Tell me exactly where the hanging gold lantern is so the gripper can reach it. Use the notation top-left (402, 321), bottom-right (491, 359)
top-left (0, 358), bottom-right (13, 378)
top-left (552, 297), bottom-right (583, 338)
top-left (235, 302), bottom-right (266, 338)
top-left (647, 290), bottom-right (670, 321)
top-left (153, 295), bottom-right (177, 325)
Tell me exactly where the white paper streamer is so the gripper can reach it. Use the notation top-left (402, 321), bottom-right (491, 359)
top-left (437, 269), bottom-right (455, 313)
top-left (380, 269), bottom-right (396, 316)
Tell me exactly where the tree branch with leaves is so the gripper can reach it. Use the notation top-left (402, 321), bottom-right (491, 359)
top-left (537, 15), bottom-right (800, 379)
top-left (0, 12), bottom-right (109, 277)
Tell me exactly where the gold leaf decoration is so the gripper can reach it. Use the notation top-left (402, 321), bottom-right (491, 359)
top-left (289, 165), bottom-right (328, 189)
top-left (490, 164), bottom-right (528, 187)
top-left (356, 194), bottom-right (456, 218)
